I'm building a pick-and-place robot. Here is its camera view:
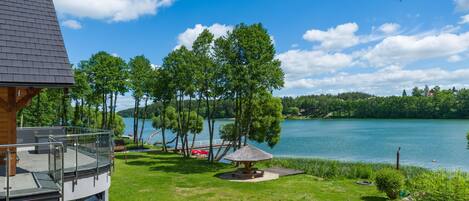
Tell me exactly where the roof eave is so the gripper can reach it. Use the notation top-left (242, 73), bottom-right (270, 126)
top-left (0, 82), bottom-right (75, 88)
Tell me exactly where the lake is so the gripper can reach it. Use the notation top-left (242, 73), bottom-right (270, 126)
top-left (123, 118), bottom-right (469, 171)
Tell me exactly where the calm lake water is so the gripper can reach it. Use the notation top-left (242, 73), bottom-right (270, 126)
top-left (123, 118), bottom-right (469, 171)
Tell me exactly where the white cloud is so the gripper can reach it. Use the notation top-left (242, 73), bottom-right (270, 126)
top-left (62, 19), bottom-right (82, 29)
top-left (459, 14), bottom-right (469, 24)
top-left (176, 23), bottom-right (233, 49)
top-left (53, 0), bottom-right (174, 22)
top-left (363, 32), bottom-right (469, 66)
top-left (448, 55), bottom-right (462, 62)
top-left (378, 23), bottom-right (400, 34)
top-left (303, 22), bottom-right (359, 50)
top-left (285, 65), bottom-right (469, 95)
top-left (276, 50), bottom-right (353, 79)
top-left (151, 64), bottom-right (160, 69)
top-left (455, 0), bottom-right (469, 11)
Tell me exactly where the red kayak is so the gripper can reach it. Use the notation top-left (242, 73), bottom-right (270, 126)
top-left (192, 149), bottom-right (208, 155)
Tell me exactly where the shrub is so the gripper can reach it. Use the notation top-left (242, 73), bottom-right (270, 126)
top-left (374, 168), bottom-right (405, 200)
top-left (466, 132), bottom-right (469, 141)
top-left (407, 170), bottom-right (469, 201)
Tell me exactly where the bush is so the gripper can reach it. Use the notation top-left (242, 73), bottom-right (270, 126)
top-left (374, 168), bottom-right (405, 200)
top-left (407, 170), bottom-right (469, 201)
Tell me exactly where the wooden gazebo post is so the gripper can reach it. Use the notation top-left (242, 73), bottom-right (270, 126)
top-left (0, 87), bottom-right (41, 175)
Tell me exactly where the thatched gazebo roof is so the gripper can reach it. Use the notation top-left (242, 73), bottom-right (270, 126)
top-left (224, 145), bottom-right (273, 162)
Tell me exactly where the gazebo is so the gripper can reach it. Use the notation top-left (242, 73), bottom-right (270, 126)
top-left (224, 144), bottom-right (273, 179)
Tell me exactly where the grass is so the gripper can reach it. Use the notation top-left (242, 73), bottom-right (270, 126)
top-left (262, 158), bottom-right (429, 180)
top-left (110, 151), bottom-right (389, 201)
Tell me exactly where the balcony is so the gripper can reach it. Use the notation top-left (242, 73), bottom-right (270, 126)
top-left (0, 127), bottom-right (113, 201)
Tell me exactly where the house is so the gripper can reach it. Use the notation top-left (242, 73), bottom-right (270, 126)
top-left (0, 0), bottom-right (112, 200)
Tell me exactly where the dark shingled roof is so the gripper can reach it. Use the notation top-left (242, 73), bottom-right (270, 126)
top-left (224, 145), bottom-right (273, 162)
top-left (0, 0), bottom-right (74, 87)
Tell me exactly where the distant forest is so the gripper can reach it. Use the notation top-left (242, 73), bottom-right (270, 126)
top-left (118, 85), bottom-right (469, 119)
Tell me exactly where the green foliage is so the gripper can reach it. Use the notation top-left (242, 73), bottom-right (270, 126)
top-left (94, 113), bottom-right (126, 136)
top-left (18, 88), bottom-right (72, 127)
top-left (374, 168), bottom-right (405, 199)
top-left (219, 123), bottom-right (237, 142)
top-left (247, 92), bottom-right (283, 147)
top-left (262, 158), bottom-right (428, 180)
top-left (129, 55), bottom-right (152, 99)
top-left (407, 170), bottom-right (469, 201)
top-left (284, 106), bottom-right (300, 116)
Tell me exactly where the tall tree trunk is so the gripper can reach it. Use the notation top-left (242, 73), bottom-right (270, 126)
top-left (94, 105), bottom-right (99, 128)
top-left (139, 96), bottom-right (148, 148)
top-left (101, 93), bottom-right (106, 129)
top-left (80, 98), bottom-right (84, 123)
top-left (73, 100), bottom-right (79, 126)
top-left (62, 89), bottom-right (68, 126)
top-left (133, 99), bottom-right (140, 144)
top-left (161, 105), bottom-right (167, 152)
top-left (184, 96), bottom-right (193, 157)
top-left (175, 93), bottom-right (183, 153)
top-left (108, 92), bottom-right (113, 129)
top-left (243, 92), bottom-right (254, 146)
top-left (35, 95), bottom-right (41, 126)
top-left (112, 91), bottom-right (118, 130)
top-left (206, 96), bottom-right (213, 162)
top-left (192, 96), bottom-right (202, 153)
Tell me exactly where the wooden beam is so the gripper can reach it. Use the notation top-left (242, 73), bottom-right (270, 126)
top-left (7, 87), bottom-right (17, 176)
top-left (16, 88), bottom-right (41, 109)
top-left (0, 97), bottom-right (9, 111)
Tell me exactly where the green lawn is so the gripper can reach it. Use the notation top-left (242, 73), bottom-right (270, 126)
top-left (110, 151), bottom-right (389, 201)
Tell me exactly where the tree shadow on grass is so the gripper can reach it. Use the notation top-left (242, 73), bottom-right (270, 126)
top-left (115, 154), bottom-right (152, 160)
top-left (116, 151), bottom-right (229, 174)
top-left (149, 157), bottom-right (228, 174)
top-left (125, 160), bottom-right (158, 166)
top-left (361, 196), bottom-right (388, 201)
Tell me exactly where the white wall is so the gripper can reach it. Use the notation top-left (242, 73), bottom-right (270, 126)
top-left (63, 171), bottom-right (111, 201)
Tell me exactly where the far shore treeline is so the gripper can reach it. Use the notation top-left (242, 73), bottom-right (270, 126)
top-left (119, 85), bottom-right (469, 119)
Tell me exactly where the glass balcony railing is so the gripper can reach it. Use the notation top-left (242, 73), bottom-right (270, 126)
top-left (0, 127), bottom-right (113, 201)
top-left (0, 142), bottom-right (64, 201)
top-left (46, 127), bottom-right (113, 174)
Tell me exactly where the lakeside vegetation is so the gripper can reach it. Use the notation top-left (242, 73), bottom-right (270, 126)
top-left (262, 158), bottom-right (428, 180)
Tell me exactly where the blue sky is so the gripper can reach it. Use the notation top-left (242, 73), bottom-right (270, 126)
top-left (53, 0), bottom-right (469, 110)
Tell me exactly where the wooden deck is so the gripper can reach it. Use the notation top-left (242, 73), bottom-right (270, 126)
top-left (264, 167), bottom-right (304, 177)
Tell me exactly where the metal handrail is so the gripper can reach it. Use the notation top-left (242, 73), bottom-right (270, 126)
top-left (47, 130), bottom-right (113, 191)
top-left (36, 132), bottom-right (111, 138)
top-left (0, 142), bottom-right (63, 148)
top-left (1, 141), bottom-right (64, 201)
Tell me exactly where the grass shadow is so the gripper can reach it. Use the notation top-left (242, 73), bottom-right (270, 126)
top-left (114, 154), bottom-right (152, 160)
top-left (360, 196), bottom-right (388, 201)
top-left (116, 151), bottom-right (229, 174)
top-left (149, 157), bottom-right (228, 174)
